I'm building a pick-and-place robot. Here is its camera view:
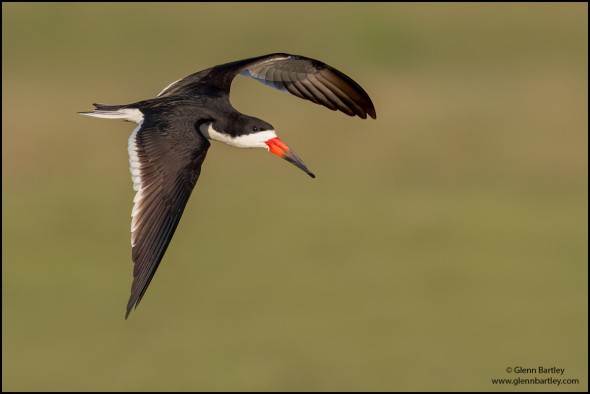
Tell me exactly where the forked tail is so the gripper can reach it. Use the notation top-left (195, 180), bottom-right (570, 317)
top-left (79, 103), bottom-right (143, 124)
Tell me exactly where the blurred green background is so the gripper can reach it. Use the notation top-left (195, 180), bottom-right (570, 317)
top-left (3, 3), bottom-right (587, 391)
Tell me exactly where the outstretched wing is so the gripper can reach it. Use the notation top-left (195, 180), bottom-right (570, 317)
top-left (157, 53), bottom-right (376, 119)
top-left (126, 117), bottom-right (210, 318)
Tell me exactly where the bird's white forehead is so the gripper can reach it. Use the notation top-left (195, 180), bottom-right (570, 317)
top-left (199, 122), bottom-right (276, 149)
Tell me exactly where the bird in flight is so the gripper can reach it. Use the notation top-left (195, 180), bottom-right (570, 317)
top-left (80, 53), bottom-right (376, 318)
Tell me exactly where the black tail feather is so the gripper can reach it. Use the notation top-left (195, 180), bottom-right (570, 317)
top-left (93, 103), bottom-right (125, 111)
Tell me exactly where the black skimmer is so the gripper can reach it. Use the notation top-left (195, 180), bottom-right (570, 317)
top-left (80, 53), bottom-right (376, 318)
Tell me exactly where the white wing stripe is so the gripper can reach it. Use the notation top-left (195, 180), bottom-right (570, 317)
top-left (127, 121), bottom-right (144, 245)
top-left (157, 77), bottom-right (182, 97)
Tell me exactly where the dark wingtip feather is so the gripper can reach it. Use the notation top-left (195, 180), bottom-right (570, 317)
top-left (125, 299), bottom-right (137, 320)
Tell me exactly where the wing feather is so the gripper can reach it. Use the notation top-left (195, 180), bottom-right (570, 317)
top-left (126, 118), bottom-right (210, 318)
top-left (157, 53), bottom-right (376, 119)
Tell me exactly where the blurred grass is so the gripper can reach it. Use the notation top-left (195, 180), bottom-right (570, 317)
top-left (2, 2), bottom-right (588, 391)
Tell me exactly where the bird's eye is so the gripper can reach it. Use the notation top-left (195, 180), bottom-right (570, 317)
top-left (252, 126), bottom-right (258, 132)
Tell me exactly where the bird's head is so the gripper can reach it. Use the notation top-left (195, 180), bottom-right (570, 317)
top-left (200, 116), bottom-right (315, 178)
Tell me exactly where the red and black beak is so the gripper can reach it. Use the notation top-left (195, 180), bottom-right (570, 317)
top-left (265, 137), bottom-right (315, 178)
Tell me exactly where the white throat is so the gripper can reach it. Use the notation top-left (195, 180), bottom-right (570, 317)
top-left (199, 122), bottom-right (276, 149)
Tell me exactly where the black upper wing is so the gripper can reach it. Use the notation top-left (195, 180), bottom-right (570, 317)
top-left (126, 116), bottom-right (210, 318)
top-left (157, 53), bottom-right (376, 119)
